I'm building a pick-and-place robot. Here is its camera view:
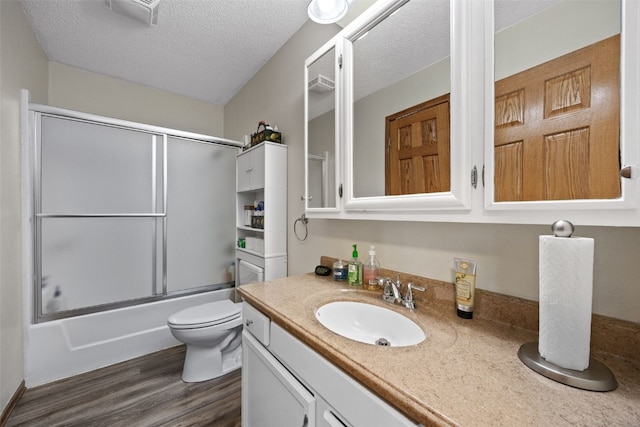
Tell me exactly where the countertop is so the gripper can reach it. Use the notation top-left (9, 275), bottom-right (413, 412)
top-left (238, 274), bottom-right (640, 426)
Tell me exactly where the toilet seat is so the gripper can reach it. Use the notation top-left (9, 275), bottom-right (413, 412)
top-left (168, 300), bottom-right (241, 330)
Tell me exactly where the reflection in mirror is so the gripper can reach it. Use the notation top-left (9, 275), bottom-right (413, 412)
top-left (307, 46), bottom-right (337, 209)
top-left (351, 0), bottom-right (450, 198)
top-left (493, 0), bottom-right (621, 202)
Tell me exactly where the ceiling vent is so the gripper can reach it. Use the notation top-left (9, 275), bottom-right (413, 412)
top-left (105, 0), bottom-right (160, 26)
top-left (308, 75), bottom-right (335, 93)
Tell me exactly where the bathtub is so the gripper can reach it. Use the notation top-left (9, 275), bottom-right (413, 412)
top-left (24, 288), bottom-right (235, 387)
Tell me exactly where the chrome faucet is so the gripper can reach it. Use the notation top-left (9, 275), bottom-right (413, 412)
top-left (379, 275), bottom-right (425, 309)
top-left (380, 274), bottom-right (403, 304)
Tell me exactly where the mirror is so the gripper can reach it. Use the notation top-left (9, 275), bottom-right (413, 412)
top-left (491, 0), bottom-right (622, 204)
top-left (350, 0), bottom-right (451, 199)
top-left (303, 0), bottom-right (475, 215)
top-left (306, 44), bottom-right (338, 210)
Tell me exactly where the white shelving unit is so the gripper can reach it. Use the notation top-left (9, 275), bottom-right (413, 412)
top-left (236, 142), bottom-right (287, 283)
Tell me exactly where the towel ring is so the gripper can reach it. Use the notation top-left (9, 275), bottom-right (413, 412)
top-left (294, 213), bottom-right (309, 241)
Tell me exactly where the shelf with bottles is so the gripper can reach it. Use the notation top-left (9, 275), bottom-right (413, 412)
top-left (237, 190), bottom-right (265, 229)
top-left (236, 229), bottom-right (265, 256)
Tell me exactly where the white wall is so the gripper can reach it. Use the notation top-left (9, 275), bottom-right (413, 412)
top-left (0, 0), bottom-right (48, 412)
top-left (48, 62), bottom-right (224, 136)
top-left (225, 16), bottom-right (640, 324)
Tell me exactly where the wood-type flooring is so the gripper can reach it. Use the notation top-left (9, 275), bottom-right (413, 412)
top-left (5, 345), bottom-right (241, 427)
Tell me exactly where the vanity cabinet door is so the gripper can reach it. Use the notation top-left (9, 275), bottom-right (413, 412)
top-left (270, 322), bottom-right (419, 427)
top-left (242, 330), bottom-right (316, 427)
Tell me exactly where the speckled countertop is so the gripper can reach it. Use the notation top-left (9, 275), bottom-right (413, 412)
top-left (238, 273), bottom-right (640, 427)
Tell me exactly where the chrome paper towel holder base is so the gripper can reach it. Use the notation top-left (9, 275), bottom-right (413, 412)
top-left (518, 342), bottom-right (617, 392)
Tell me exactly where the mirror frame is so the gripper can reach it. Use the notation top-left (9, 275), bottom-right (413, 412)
top-left (304, 37), bottom-right (344, 214)
top-left (342, 0), bottom-right (473, 212)
top-left (483, 0), bottom-right (640, 212)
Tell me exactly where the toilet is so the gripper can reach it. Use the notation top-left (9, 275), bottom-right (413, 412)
top-left (167, 299), bottom-right (243, 383)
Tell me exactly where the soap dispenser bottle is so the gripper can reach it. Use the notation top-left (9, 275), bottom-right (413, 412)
top-left (332, 258), bottom-right (347, 281)
top-left (347, 244), bottom-right (362, 286)
top-left (363, 246), bottom-right (381, 291)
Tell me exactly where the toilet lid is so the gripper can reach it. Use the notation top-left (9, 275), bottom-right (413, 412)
top-left (168, 300), bottom-right (241, 329)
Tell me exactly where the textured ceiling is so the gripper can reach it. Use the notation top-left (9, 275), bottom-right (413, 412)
top-left (20, 0), bottom-right (558, 108)
top-left (20, 0), bottom-right (311, 106)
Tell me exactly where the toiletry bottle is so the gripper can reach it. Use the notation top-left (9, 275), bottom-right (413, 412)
top-left (46, 286), bottom-right (65, 313)
top-left (454, 258), bottom-right (478, 319)
top-left (347, 244), bottom-right (362, 286)
top-left (363, 246), bottom-right (380, 291)
top-left (332, 259), bottom-right (347, 281)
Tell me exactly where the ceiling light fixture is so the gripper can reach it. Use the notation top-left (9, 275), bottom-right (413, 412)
top-left (308, 0), bottom-right (350, 24)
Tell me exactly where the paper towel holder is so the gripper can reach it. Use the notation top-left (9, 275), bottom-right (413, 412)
top-left (519, 219), bottom-right (617, 391)
top-left (518, 342), bottom-right (617, 391)
top-left (551, 219), bottom-right (574, 237)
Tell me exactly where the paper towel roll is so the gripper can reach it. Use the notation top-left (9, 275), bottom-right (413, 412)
top-left (538, 235), bottom-right (594, 371)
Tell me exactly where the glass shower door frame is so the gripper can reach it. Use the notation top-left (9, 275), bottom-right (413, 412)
top-left (32, 112), bottom-right (168, 322)
top-left (30, 105), bottom-right (240, 324)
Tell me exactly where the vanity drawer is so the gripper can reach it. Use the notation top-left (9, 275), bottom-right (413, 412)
top-left (242, 301), bottom-right (270, 346)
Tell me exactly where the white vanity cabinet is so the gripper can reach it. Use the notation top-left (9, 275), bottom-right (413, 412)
top-left (236, 142), bottom-right (287, 284)
top-left (241, 302), bottom-right (419, 427)
top-left (242, 331), bottom-right (316, 427)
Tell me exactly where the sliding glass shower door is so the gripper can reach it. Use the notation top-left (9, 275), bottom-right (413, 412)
top-left (165, 136), bottom-right (236, 293)
top-left (34, 113), bottom-right (237, 322)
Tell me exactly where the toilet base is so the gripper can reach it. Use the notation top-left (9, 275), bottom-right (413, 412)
top-left (181, 333), bottom-right (243, 383)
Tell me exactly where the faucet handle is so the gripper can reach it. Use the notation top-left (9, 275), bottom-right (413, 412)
top-left (380, 277), bottom-right (401, 304)
top-left (403, 283), bottom-right (425, 310)
top-left (395, 274), bottom-right (403, 293)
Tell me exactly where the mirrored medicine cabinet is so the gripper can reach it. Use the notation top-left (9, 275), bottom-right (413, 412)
top-left (305, 0), bottom-right (473, 215)
top-left (304, 0), bottom-right (640, 226)
top-left (485, 0), bottom-right (639, 217)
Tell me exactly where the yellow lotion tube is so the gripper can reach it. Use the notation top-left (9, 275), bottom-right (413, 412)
top-left (454, 258), bottom-right (477, 319)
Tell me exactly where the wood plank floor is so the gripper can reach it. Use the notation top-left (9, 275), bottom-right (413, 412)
top-left (5, 346), bottom-right (241, 427)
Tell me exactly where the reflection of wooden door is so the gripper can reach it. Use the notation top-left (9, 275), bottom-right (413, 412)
top-left (494, 35), bottom-right (620, 202)
top-left (385, 94), bottom-right (450, 195)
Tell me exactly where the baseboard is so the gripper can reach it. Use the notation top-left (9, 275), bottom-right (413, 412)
top-left (0, 381), bottom-right (25, 427)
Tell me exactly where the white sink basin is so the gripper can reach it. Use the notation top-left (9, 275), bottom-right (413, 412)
top-left (315, 301), bottom-right (426, 347)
